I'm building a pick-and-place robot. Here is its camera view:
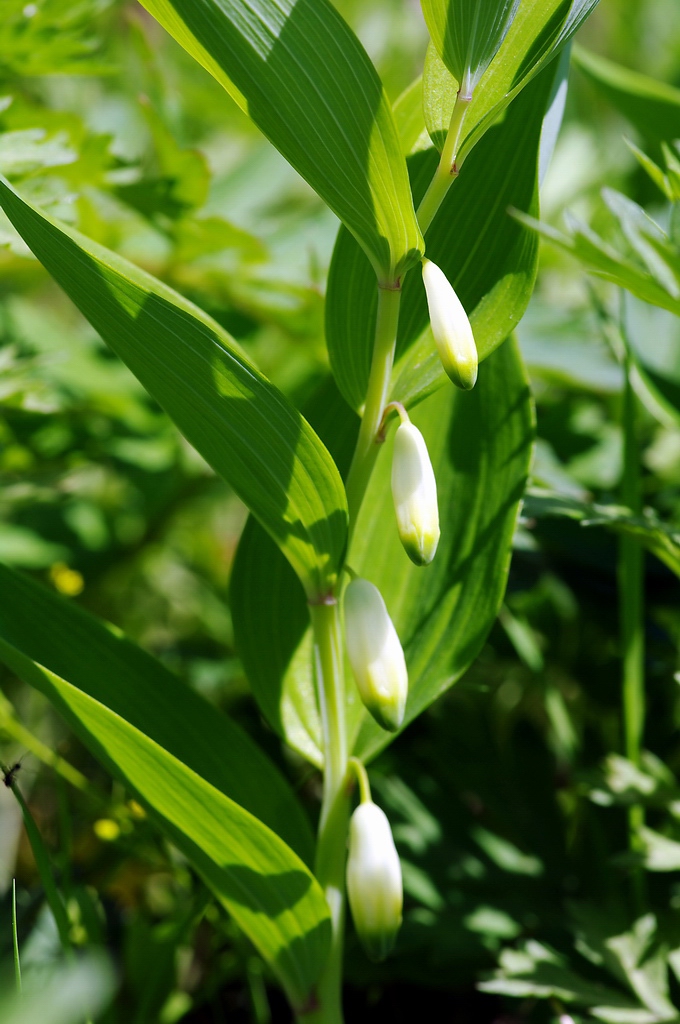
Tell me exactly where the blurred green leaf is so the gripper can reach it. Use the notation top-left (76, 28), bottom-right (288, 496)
top-left (573, 45), bottom-right (680, 145)
top-left (0, 176), bottom-right (348, 600)
top-left (138, 0), bottom-right (423, 285)
top-left (115, 97), bottom-right (209, 221)
top-left (0, 0), bottom-right (112, 76)
top-left (0, 525), bottom-right (66, 568)
top-left (523, 487), bottom-right (680, 579)
top-left (0, 957), bottom-right (114, 1024)
top-left (639, 829), bottom-right (680, 872)
top-left (513, 205), bottom-right (680, 320)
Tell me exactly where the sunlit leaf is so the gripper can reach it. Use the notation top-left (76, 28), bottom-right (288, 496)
top-left (423, 0), bottom-right (601, 162)
top-left (0, 570), bottom-right (331, 1008)
top-left (0, 176), bottom-right (347, 600)
top-left (138, 0), bottom-right (423, 285)
top-left (421, 0), bottom-right (519, 98)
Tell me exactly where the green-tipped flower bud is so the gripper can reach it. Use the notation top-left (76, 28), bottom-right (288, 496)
top-left (422, 259), bottom-right (478, 390)
top-left (344, 578), bottom-right (407, 732)
top-left (391, 420), bottom-right (440, 566)
top-left (347, 801), bottom-right (403, 962)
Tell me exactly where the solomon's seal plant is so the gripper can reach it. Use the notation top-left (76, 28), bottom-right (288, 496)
top-left (0, 0), bottom-right (603, 1020)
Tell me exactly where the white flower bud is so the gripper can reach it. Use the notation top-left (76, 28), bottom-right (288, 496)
top-left (391, 420), bottom-right (440, 566)
top-left (422, 258), bottom-right (478, 390)
top-left (344, 578), bottom-right (407, 732)
top-left (346, 801), bottom-right (403, 962)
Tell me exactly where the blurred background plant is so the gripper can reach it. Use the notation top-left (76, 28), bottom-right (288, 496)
top-left (4, 0), bottom-right (680, 1021)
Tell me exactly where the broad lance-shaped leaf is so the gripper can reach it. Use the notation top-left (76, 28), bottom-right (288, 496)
top-left (326, 60), bottom-right (553, 412)
top-left (0, 563), bottom-right (315, 864)
top-left (0, 628), bottom-right (330, 1010)
top-left (423, 0), bottom-right (601, 162)
top-left (421, 0), bottom-right (519, 99)
top-left (139, 0), bottom-right (423, 286)
top-left (232, 338), bottom-right (534, 766)
top-left (0, 177), bottom-right (346, 601)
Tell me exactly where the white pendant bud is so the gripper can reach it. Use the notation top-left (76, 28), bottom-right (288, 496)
top-left (347, 801), bottom-right (403, 962)
top-left (391, 420), bottom-right (440, 566)
top-left (344, 578), bottom-right (407, 732)
top-left (422, 258), bottom-right (478, 390)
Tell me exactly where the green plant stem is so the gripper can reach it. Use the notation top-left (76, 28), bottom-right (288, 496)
top-left (618, 338), bottom-right (646, 906)
top-left (12, 878), bottom-right (21, 994)
top-left (11, 784), bottom-right (72, 952)
top-left (348, 759), bottom-right (371, 804)
top-left (307, 602), bottom-right (350, 1024)
top-left (344, 286), bottom-right (402, 531)
top-left (417, 93), bottom-right (471, 234)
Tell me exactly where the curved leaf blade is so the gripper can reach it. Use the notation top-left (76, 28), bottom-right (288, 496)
top-left (0, 177), bottom-right (347, 600)
top-left (139, 0), bottom-right (423, 284)
top-left (0, 605), bottom-right (330, 1008)
top-left (0, 563), bottom-right (315, 864)
top-left (326, 64), bottom-right (551, 411)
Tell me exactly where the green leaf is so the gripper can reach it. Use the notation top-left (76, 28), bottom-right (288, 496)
top-left (0, 958), bottom-right (114, 1024)
top-left (479, 939), bottom-right (652, 1015)
top-left (573, 45), bottom-right (680, 145)
top-left (421, 0), bottom-right (519, 98)
top-left (522, 488), bottom-right (680, 580)
top-left (0, 563), bottom-right (315, 865)
top-left (232, 338), bottom-right (534, 765)
top-left (138, 0), bottom-right (423, 286)
top-left (0, 176), bottom-right (347, 601)
top-left (423, 0), bottom-right (601, 161)
top-left (349, 335), bottom-right (534, 761)
top-left (231, 378), bottom-right (360, 768)
top-left (639, 828), bottom-right (680, 872)
top-left (327, 63), bottom-right (551, 412)
top-left (0, 576), bottom-right (330, 1008)
top-left (513, 208), bottom-right (680, 320)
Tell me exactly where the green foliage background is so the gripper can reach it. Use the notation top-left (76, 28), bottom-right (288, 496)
top-left (3, 0), bottom-right (680, 1021)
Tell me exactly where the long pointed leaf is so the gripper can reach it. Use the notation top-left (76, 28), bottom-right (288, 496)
top-left (0, 563), bottom-right (315, 864)
top-left (0, 177), bottom-right (346, 601)
top-left (0, 620), bottom-right (330, 1009)
top-left (139, 0), bottom-right (423, 285)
